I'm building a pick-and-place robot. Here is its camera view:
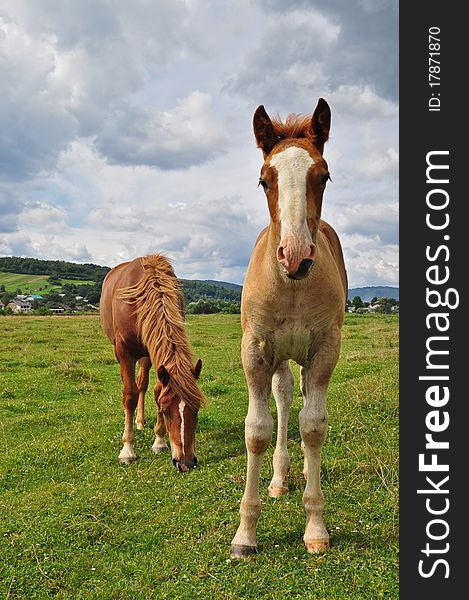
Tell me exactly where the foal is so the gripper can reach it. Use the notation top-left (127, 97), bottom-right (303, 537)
top-left (231, 98), bottom-right (347, 557)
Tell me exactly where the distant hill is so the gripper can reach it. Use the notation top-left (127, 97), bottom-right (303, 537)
top-left (0, 256), bottom-right (398, 304)
top-left (180, 279), bottom-right (241, 303)
top-left (199, 279), bottom-right (243, 293)
top-left (348, 286), bottom-right (399, 302)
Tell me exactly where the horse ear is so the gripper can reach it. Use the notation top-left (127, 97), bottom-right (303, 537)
top-left (253, 105), bottom-right (277, 156)
top-left (157, 365), bottom-right (170, 387)
top-left (311, 98), bottom-right (331, 154)
top-left (192, 359), bottom-right (202, 379)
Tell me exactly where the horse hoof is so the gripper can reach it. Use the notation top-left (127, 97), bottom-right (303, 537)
top-left (136, 423), bottom-right (145, 431)
top-left (305, 539), bottom-right (330, 553)
top-left (230, 544), bottom-right (257, 559)
top-left (152, 445), bottom-right (168, 454)
top-left (268, 485), bottom-right (288, 498)
top-left (118, 455), bottom-right (137, 465)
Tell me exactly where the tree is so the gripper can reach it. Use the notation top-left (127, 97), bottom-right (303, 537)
top-left (86, 290), bottom-right (101, 305)
top-left (352, 295), bottom-right (363, 309)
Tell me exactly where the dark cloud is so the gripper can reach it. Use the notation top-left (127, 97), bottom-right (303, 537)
top-left (228, 0), bottom-right (398, 108)
top-left (0, 188), bottom-right (25, 232)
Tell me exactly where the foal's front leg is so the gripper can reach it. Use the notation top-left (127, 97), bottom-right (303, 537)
top-left (300, 327), bottom-right (341, 553)
top-left (152, 384), bottom-right (168, 454)
top-left (231, 336), bottom-right (274, 558)
top-left (116, 347), bottom-right (138, 464)
top-left (136, 357), bottom-right (151, 430)
top-left (268, 361), bottom-right (294, 497)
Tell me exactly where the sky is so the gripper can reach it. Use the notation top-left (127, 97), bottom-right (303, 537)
top-left (0, 0), bottom-right (398, 287)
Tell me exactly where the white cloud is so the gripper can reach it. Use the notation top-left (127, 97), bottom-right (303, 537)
top-left (18, 201), bottom-right (67, 233)
top-left (95, 91), bottom-right (226, 169)
top-left (340, 232), bottom-right (399, 287)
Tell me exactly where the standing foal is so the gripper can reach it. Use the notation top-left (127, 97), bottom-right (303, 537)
top-left (231, 98), bottom-right (348, 558)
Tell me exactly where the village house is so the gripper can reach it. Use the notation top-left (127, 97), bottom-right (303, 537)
top-left (8, 298), bottom-right (32, 313)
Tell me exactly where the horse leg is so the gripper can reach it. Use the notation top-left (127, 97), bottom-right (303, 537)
top-left (300, 371), bottom-right (308, 480)
top-left (116, 346), bottom-right (138, 464)
top-left (299, 326), bottom-right (341, 553)
top-left (231, 335), bottom-right (273, 558)
top-left (152, 385), bottom-right (168, 454)
top-left (136, 356), bottom-right (151, 430)
top-left (268, 360), bottom-right (294, 498)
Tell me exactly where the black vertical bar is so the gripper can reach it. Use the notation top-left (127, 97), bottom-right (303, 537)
top-left (400, 3), bottom-right (466, 598)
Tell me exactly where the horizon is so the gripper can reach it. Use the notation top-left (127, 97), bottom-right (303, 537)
top-left (0, 254), bottom-right (399, 293)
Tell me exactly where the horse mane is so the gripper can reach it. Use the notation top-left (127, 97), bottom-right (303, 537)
top-left (117, 255), bottom-right (205, 410)
top-left (271, 113), bottom-right (314, 142)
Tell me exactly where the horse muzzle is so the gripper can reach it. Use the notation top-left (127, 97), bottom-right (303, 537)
top-left (172, 456), bottom-right (198, 472)
top-left (286, 258), bottom-right (315, 280)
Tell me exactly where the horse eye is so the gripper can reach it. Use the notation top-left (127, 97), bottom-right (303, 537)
top-left (321, 173), bottom-right (331, 186)
top-left (258, 178), bottom-right (268, 191)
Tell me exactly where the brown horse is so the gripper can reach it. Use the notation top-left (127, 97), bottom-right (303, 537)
top-left (230, 98), bottom-right (348, 558)
top-left (100, 255), bottom-right (205, 472)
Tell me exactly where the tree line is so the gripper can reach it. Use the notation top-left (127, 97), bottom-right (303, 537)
top-left (0, 256), bottom-right (110, 283)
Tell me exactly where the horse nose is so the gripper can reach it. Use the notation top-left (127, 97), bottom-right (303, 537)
top-left (172, 456), bottom-right (197, 472)
top-left (277, 243), bottom-right (316, 274)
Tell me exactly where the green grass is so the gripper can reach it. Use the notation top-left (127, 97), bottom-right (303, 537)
top-left (0, 272), bottom-right (94, 294)
top-left (0, 313), bottom-right (398, 599)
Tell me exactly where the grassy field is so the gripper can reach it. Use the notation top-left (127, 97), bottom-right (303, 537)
top-left (0, 313), bottom-right (398, 599)
top-left (0, 272), bottom-right (95, 294)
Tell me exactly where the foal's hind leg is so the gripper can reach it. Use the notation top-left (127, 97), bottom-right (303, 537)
top-left (136, 357), bottom-right (151, 430)
top-left (268, 361), bottom-right (294, 498)
top-left (116, 345), bottom-right (138, 464)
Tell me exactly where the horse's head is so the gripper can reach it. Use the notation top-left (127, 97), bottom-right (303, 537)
top-left (154, 359), bottom-right (203, 472)
top-left (253, 98), bottom-right (332, 281)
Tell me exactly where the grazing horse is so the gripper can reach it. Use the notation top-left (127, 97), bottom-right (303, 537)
top-left (230, 98), bottom-right (348, 558)
top-left (100, 255), bottom-right (205, 472)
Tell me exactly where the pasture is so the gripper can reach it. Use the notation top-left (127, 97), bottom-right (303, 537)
top-left (0, 313), bottom-right (398, 599)
top-left (0, 272), bottom-right (95, 294)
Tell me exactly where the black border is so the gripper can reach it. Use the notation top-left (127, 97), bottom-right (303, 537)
top-left (400, 3), bottom-right (466, 597)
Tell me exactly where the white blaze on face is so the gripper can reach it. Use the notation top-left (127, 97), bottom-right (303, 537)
top-left (269, 146), bottom-right (315, 237)
top-left (178, 400), bottom-right (186, 455)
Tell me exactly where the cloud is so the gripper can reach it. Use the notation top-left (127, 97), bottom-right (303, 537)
top-left (0, 1), bottom-right (227, 180)
top-left (88, 193), bottom-right (259, 281)
top-left (0, 1), bottom-right (398, 288)
top-left (18, 201), bottom-right (67, 233)
top-left (340, 232), bottom-right (398, 287)
top-left (334, 203), bottom-right (398, 245)
top-left (0, 187), bottom-right (25, 232)
top-left (0, 229), bottom-right (93, 263)
top-left (224, 8), bottom-right (340, 111)
top-left (255, 0), bottom-right (398, 102)
top-left (95, 91), bottom-right (226, 169)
